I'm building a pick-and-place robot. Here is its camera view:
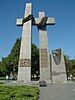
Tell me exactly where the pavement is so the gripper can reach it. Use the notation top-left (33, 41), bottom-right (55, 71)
top-left (39, 82), bottom-right (75, 100)
top-left (0, 80), bottom-right (39, 86)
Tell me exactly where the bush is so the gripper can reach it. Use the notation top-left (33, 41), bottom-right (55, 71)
top-left (0, 84), bottom-right (39, 100)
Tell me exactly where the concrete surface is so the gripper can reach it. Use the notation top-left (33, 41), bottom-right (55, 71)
top-left (39, 82), bottom-right (75, 100)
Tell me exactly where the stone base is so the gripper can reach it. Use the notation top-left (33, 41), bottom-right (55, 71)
top-left (52, 73), bottom-right (67, 82)
top-left (17, 67), bottom-right (31, 83)
top-left (40, 68), bottom-right (50, 82)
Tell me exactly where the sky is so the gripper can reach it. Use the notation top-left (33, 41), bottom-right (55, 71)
top-left (0, 0), bottom-right (75, 60)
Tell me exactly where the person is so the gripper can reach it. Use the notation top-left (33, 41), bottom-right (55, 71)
top-left (6, 75), bottom-right (9, 82)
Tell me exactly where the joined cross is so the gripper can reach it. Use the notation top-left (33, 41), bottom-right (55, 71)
top-left (16, 12), bottom-right (55, 28)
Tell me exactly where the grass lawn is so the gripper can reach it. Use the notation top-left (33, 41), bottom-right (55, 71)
top-left (0, 83), bottom-right (39, 100)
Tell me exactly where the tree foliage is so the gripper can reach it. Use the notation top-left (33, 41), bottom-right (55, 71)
top-left (0, 38), bottom-right (21, 76)
top-left (31, 43), bottom-right (39, 80)
top-left (0, 38), bottom-right (39, 78)
top-left (64, 55), bottom-right (75, 77)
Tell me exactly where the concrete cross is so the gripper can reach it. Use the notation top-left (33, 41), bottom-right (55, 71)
top-left (17, 3), bottom-right (32, 82)
top-left (17, 15), bottom-right (55, 26)
top-left (16, 2), bottom-right (55, 83)
top-left (37, 12), bottom-right (55, 82)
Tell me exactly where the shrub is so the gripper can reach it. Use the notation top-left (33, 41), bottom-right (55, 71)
top-left (0, 84), bottom-right (39, 100)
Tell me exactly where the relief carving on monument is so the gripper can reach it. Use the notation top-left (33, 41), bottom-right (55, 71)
top-left (19, 59), bottom-right (31, 67)
top-left (52, 49), bottom-right (61, 65)
top-left (40, 49), bottom-right (48, 68)
top-left (52, 71), bottom-right (66, 76)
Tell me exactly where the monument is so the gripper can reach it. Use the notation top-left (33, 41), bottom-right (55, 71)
top-left (51, 49), bottom-right (67, 82)
top-left (17, 3), bottom-right (32, 82)
top-left (37, 12), bottom-right (55, 82)
top-left (16, 3), bottom-right (55, 83)
top-left (16, 2), bottom-right (67, 83)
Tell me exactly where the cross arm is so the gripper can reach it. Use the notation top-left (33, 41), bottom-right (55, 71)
top-left (34, 17), bottom-right (55, 25)
top-left (16, 19), bottom-right (23, 26)
top-left (16, 17), bottom-right (55, 26)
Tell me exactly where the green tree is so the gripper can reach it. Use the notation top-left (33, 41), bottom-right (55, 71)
top-left (0, 38), bottom-right (21, 76)
top-left (31, 43), bottom-right (39, 80)
top-left (64, 55), bottom-right (75, 78)
top-left (9, 38), bottom-right (21, 73)
top-left (64, 55), bottom-right (71, 78)
top-left (69, 59), bottom-right (75, 77)
top-left (0, 61), bottom-right (4, 76)
top-left (0, 57), bottom-right (13, 76)
top-left (0, 38), bottom-right (39, 79)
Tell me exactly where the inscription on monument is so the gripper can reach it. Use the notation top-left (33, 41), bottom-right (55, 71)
top-left (52, 71), bottom-right (66, 76)
top-left (19, 59), bottom-right (31, 67)
top-left (40, 49), bottom-right (48, 68)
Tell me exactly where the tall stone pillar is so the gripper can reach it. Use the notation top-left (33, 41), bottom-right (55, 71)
top-left (17, 3), bottom-right (32, 83)
top-left (39, 12), bottom-right (51, 82)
